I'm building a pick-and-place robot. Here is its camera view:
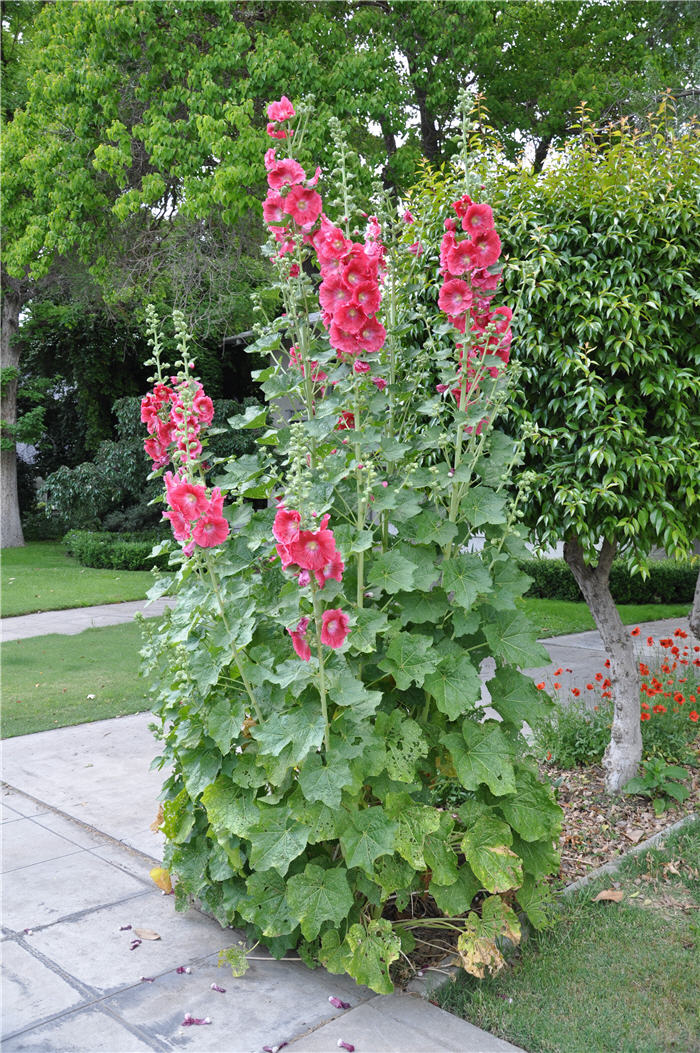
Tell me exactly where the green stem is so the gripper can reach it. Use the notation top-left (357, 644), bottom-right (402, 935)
top-left (311, 580), bottom-right (330, 752)
top-left (204, 553), bottom-right (263, 724)
top-left (354, 381), bottom-right (365, 608)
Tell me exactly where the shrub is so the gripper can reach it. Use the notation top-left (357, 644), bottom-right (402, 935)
top-left (63, 530), bottom-right (169, 571)
top-left (519, 557), bottom-right (697, 605)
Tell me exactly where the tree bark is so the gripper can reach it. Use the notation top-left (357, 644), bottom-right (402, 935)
top-left (563, 537), bottom-right (642, 793)
top-left (1, 274), bottom-right (25, 547)
top-left (689, 567), bottom-right (700, 638)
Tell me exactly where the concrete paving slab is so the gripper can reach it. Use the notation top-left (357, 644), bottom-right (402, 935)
top-left (30, 810), bottom-right (111, 850)
top-left (92, 841), bottom-right (164, 883)
top-left (1, 713), bottom-right (164, 852)
top-left (1, 802), bottom-right (23, 824)
top-left (1, 940), bottom-right (86, 1037)
top-left (1, 598), bottom-right (172, 642)
top-left (104, 950), bottom-right (372, 1053)
top-left (27, 892), bottom-right (242, 994)
top-left (1, 787), bottom-right (51, 818)
top-left (3, 1006), bottom-right (156, 1052)
top-left (288, 994), bottom-right (523, 1051)
top-left (1, 848), bottom-right (148, 931)
top-left (1, 817), bottom-right (87, 873)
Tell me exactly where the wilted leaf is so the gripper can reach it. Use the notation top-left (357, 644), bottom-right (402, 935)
top-left (593, 889), bottom-right (624, 902)
top-left (149, 868), bottom-right (173, 894)
top-left (133, 927), bottom-right (161, 940)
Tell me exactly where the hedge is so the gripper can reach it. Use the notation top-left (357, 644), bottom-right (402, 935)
top-left (519, 558), bottom-right (697, 605)
top-left (63, 530), bottom-right (169, 571)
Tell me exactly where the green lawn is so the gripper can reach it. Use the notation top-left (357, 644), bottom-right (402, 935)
top-left (1, 541), bottom-right (156, 617)
top-left (520, 598), bottom-right (691, 639)
top-left (438, 817), bottom-right (700, 1053)
top-left (1, 621), bottom-right (154, 738)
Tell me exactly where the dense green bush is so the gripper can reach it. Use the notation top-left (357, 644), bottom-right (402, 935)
top-left (519, 558), bottom-right (697, 604)
top-left (63, 529), bottom-right (169, 571)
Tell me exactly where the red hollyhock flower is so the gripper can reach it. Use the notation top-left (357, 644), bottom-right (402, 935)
top-left (321, 608), bottom-right (350, 648)
top-left (267, 96), bottom-right (295, 122)
top-left (352, 280), bottom-right (381, 314)
top-left (289, 528), bottom-right (338, 571)
top-left (438, 279), bottom-right (472, 317)
top-left (319, 276), bottom-right (352, 313)
top-left (467, 229), bottom-right (501, 267)
top-left (287, 616), bottom-right (311, 662)
top-left (273, 506), bottom-right (301, 544)
top-left (285, 185), bottom-right (322, 226)
top-left (267, 158), bottom-right (306, 190)
top-left (329, 322), bottom-right (364, 356)
top-left (192, 508), bottom-right (229, 548)
top-left (445, 240), bottom-right (473, 276)
top-left (192, 387), bottom-right (214, 425)
top-left (315, 549), bottom-right (345, 589)
top-left (336, 411), bottom-right (355, 430)
top-left (462, 202), bottom-right (494, 235)
top-left (169, 481), bottom-right (209, 521)
top-left (164, 507), bottom-right (192, 543)
top-left (357, 316), bottom-right (386, 353)
top-left (263, 193), bottom-right (287, 225)
top-left (335, 303), bottom-right (368, 334)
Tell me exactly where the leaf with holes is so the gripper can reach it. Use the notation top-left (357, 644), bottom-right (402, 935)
top-left (461, 816), bottom-right (523, 893)
top-left (286, 863), bottom-right (354, 940)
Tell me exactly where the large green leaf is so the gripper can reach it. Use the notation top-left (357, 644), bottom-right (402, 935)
top-left (497, 768), bottom-right (563, 843)
top-left (377, 631), bottom-right (438, 689)
top-left (351, 608), bottom-right (390, 653)
top-left (367, 551), bottom-right (416, 594)
top-left (326, 669), bottom-right (382, 718)
top-left (345, 919), bottom-right (401, 994)
top-left (482, 608), bottom-right (550, 667)
top-left (486, 666), bottom-right (554, 729)
top-left (205, 698), bottom-right (246, 754)
top-left (444, 722), bottom-right (516, 796)
top-left (460, 485), bottom-right (508, 527)
top-left (247, 806), bottom-right (310, 876)
top-left (490, 558), bottom-right (534, 609)
top-left (441, 554), bottom-right (492, 609)
top-left (239, 869), bottom-right (296, 937)
top-left (338, 806), bottom-right (397, 875)
top-left (461, 816), bottom-right (523, 893)
top-left (512, 832), bottom-right (561, 882)
top-left (424, 653), bottom-right (482, 720)
top-left (251, 701), bottom-right (325, 764)
top-left (516, 874), bottom-right (554, 930)
top-left (385, 792), bottom-right (441, 869)
top-left (202, 776), bottom-right (258, 837)
top-left (180, 748), bottom-right (221, 799)
top-left (298, 754), bottom-right (353, 809)
top-left (394, 588), bottom-right (447, 627)
top-left (412, 508), bottom-right (458, 547)
top-left (374, 710), bottom-right (429, 782)
top-left (286, 863), bottom-right (354, 940)
top-left (430, 864), bottom-right (481, 915)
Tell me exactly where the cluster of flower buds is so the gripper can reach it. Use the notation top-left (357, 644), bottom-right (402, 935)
top-left (263, 98), bottom-right (322, 260)
top-left (314, 214), bottom-right (387, 359)
top-left (273, 504), bottom-right (349, 660)
top-left (141, 379), bottom-right (214, 468)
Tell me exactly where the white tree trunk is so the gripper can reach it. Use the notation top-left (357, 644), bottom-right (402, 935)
top-left (689, 568), bottom-right (700, 638)
top-left (1, 279), bottom-right (25, 548)
top-left (564, 538), bottom-right (642, 793)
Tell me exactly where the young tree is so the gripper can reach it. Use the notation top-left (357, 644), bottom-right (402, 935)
top-left (498, 106), bottom-right (700, 792)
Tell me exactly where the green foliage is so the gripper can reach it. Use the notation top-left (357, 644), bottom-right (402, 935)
top-left (63, 530), bottom-right (168, 572)
top-left (519, 557), bottom-right (697, 604)
top-left (141, 108), bottom-right (563, 993)
top-left (534, 699), bottom-right (613, 769)
top-left (623, 758), bottom-right (691, 815)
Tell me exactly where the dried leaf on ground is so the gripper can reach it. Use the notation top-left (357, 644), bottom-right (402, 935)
top-left (593, 889), bottom-right (624, 902)
top-left (133, 927), bottom-right (161, 940)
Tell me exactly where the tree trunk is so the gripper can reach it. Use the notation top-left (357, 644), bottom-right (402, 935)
top-left (689, 567), bottom-right (700, 638)
top-left (1, 276), bottom-right (25, 548)
top-left (563, 538), bottom-right (642, 793)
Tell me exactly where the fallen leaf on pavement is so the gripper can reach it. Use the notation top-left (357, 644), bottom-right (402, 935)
top-left (133, 927), bottom-right (161, 940)
top-left (149, 867), bottom-right (173, 894)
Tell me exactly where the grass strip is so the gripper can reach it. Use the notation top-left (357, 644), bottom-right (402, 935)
top-left (1, 621), bottom-right (153, 738)
top-left (1, 541), bottom-right (156, 617)
top-left (437, 817), bottom-right (700, 1053)
top-left (520, 598), bottom-right (692, 639)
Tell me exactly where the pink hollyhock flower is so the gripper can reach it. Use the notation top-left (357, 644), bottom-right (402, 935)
top-left (446, 240), bottom-right (473, 276)
top-left (307, 166), bottom-right (322, 187)
top-left (357, 316), bottom-right (386, 353)
top-left (352, 280), bottom-right (381, 314)
top-left (288, 616), bottom-right (311, 662)
top-left (372, 376), bottom-right (387, 391)
top-left (439, 231), bottom-right (457, 273)
top-left (321, 609), bottom-right (350, 649)
top-left (343, 256), bottom-right (373, 288)
top-left (315, 549), bottom-right (345, 588)
top-left (144, 436), bottom-right (169, 467)
top-left (336, 411), bottom-right (355, 430)
top-left (140, 395), bottom-right (160, 429)
top-left (289, 528), bottom-right (338, 571)
top-left (335, 303), bottom-right (367, 334)
top-left (273, 506), bottom-right (301, 544)
top-left (452, 194), bottom-right (473, 218)
top-left (266, 123), bottom-right (287, 139)
top-left (329, 322), bottom-right (364, 356)
top-left (468, 229), bottom-right (501, 267)
top-left (403, 210), bottom-right (415, 223)
top-left (264, 148), bottom-right (277, 171)
top-left (353, 360), bottom-right (370, 374)
top-left (276, 542), bottom-right (295, 568)
top-left (438, 279), bottom-right (473, 317)
top-left (164, 507), bottom-right (192, 543)
top-left (267, 95), bottom-right (295, 122)
top-left (297, 569), bottom-right (311, 587)
top-left (491, 305), bottom-right (513, 332)
top-left (285, 185), bottom-right (322, 226)
top-left (471, 266), bottom-right (502, 292)
top-left (289, 263), bottom-right (300, 278)
top-left (314, 218), bottom-right (349, 261)
top-left (193, 507), bottom-right (230, 548)
top-left (319, 276), bottom-right (352, 313)
top-left (169, 481), bottom-right (209, 520)
top-left (177, 435), bottom-right (203, 462)
top-left (263, 193), bottom-right (287, 226)
top-left (462, 202), bottom-right (494, 235)
top-left (444, 217), bottom-right (457, 232)
top-left (408, 241), bottom-right (423, 257)
top-left (267, 158), bottom-right (306, 191)
top-left (193, 389), bottom-right (214, 426)
top-left (155, 416), bottom-right (177, 446)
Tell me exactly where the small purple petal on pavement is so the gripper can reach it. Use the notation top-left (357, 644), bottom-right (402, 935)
top-left (211, 983), bottom-right (226, 993)
top-left (140, 977), bottom-right (155, 983)
top-left (262, 1044), bottom-right (288, 1053)
top-left (181, 1013), bottom-right (211, 1026)
top-left (337, 1042), bottom-right (355, 1052)
top-left (119, 925), bottom-right (132, 931)
top-left (176, 966), bottom-right (191, 974)
top-left (129, 939), bottom-right (142, 950)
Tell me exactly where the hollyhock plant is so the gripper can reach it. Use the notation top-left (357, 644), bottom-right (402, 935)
top-left (141, 95), bottom-right (562, 1001)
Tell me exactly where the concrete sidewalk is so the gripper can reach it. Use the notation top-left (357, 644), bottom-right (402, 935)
top-left (1, 598), bottom-right (172, 642)
top-left (1, 715), bottom-right (521, 1052)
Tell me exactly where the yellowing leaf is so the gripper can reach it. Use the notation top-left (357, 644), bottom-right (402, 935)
top-left (593, 889), bottom-right (624, 903)
top-left (457, 934), bottom-right (505, 979)
top-left (133, 927), bottom-right (161, 940)
top-left (149, 867), bottom-right (173, 894)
